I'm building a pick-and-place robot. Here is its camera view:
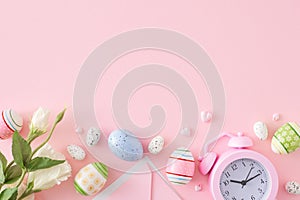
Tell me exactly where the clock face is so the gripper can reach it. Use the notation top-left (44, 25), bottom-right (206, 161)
top-left (219, 158), bottom-right (269, 200)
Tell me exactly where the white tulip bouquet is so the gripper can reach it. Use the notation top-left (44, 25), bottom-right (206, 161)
top-left (0, 108), bottom-right (71, 200)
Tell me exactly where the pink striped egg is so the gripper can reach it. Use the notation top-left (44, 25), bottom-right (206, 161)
top-left (0, 109), bottom-right (23, 139)
top-left (166, 148), bottom-right (195, 185)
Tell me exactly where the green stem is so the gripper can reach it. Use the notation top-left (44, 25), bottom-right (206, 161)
top-left (16, 169), bottom-right (26, 187)
top-left (18, 191), bottom-right (30, 200)
top-left (17, 189), bottom-right (29, 200)
top-left (31, 123), bottom-right (57, 158)
top-left (18, 196), bottom-right (24, 200)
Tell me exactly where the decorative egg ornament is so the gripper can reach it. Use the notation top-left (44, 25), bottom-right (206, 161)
top-left (199, 132), bottom-right (279, 200)
top-left (74, 162), bottom-right (108, 196)
top-left (148, 136), bottom-right (164, 154)
top-left (0, 109), bottom-right (23, 139)
top-left (108, 129), bottom-right (143, 161)
top-left (285, 181), bottom-right (300, 195)
top-left (67, 145), bottom-right (86, 160)
top-left (86, 127), bottom-right (101, 146)
top-left (166, 148), bottom-right (195, 185)
top-left (253, 121), bottom-right (268, 140)
top-left (271, 122), bottom-right (300, 154)
top-left (200, 111), bottom-right (212, 123)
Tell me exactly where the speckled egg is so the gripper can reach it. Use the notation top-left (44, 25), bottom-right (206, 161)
top-left (67, 145), bottom-right (86, 160)
top-left (285, 181), bottom-right (300, 194)
top-left (271, 122), bottom-right (300, 154)
top-left (166, 148), bottom-right (195, 185)
top-left (86, 127), bottom-right (101, 146)
top-left (253, 121), bottom-right (268, 140)
top-left (74, 162), bottom-right (108, 196)
top-left (108, 129), bottom-right (143, 161)
top-left (0, 109), bottom-right (23, 139)
top-left (148, 136), bottom-right (164, 154)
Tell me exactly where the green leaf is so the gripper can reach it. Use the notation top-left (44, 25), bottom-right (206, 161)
top-left (12, 131), bottom-right (32, 168)
top-left (54, 108), bottom-right (66, 124)
top-left (0, 187), bottom-right (18, 200)
top-left (0, 152), bottom-right (7, 170)
top-left (27, 157), bottom-right (65, 172)
top-left (0, 161), bottom-right (5, 184)
top-left (5, 165), bottom-right (22, 184)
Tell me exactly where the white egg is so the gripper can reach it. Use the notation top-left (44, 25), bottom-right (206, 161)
top-left (148, 136), bottom-right (164, 154)
top-left (194, 184), bottom-right (202, 192)
top-left (272, 113), bottom-right (280, 121)
top-left (67, 145), bottom-right (86, 160)
top-left (75, 126), bottom-right (83, 134)
top-left (285, 181), bottom-right (300, 194)
top-left (180, 127), bottom-right (191, 137)
top-left (200, 111), bottom-right (212, 123)
top-left (86, 127), bottom-right (101, 146)
top-left (253, 121), bottom-right (268, 140)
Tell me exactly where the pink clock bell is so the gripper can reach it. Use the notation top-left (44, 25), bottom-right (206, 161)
top-left (198, 132), bottom-right (279, 200)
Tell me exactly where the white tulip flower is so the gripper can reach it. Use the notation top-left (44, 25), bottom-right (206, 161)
top-left (30, 107), bottom-right (50, 133)
top-left (27, 143), bottom-right (72, 190)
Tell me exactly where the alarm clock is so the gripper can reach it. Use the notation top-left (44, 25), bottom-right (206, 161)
top-left (199, 132), bottom-right (279, 200)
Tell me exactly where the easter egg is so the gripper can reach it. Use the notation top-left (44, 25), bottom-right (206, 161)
top-left (271, 122), bottom-right (300, 154)
top-left (0, 109), bottom-right (23, 139)
top-left (166, 148), bottom-right (195, 185)
top-left (200, 111), bottom-right (212, 123)
top-left (86, 127), bottom-right (101, 146)
top-left (67, 145), bottom-right (86, 160)
top-left (272, 113), bottom-right (280, 121)
top-left (74, 162), bottom-right (108, 196)
top-left (180, 127), bottom-right (191, 137)
top-left (108, 129), bottom-right (143, 161)
top-left (253, 121), bottom-right (268, 140)
top-left (285, 181), bottom-right (300, 195)
top-left (148, 136), bottom-right (164, 154)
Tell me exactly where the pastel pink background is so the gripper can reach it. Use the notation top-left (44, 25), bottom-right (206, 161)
top-left (1, 1), bottom-right (300, 200)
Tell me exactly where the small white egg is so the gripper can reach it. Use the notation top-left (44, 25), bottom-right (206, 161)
top-left (86, 127), bottom-right (101, 146)
top-left (285, 181), bottom-right (300, 194)
top-left (253, 121), bottom-right (268, 140)
top-left (67, 145), bottom-right (86, 160)
top-left (200, 111), bottom-right (212, 123)
top-left (75, 126), bottom-right (83, 134)
top-left (180, 127), bottom-right (191, 137)
top-left (148, 136), bottom-right (164, 154)
top-left (194, 184), bottom-right (202, 192)
top-left (272, 113), bottom-right (280, 121)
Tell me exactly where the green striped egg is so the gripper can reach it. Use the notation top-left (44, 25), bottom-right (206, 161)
top-left (74, 162), bottom-right (108, 196)
top-left (271, 122), bottom-right (300, 154)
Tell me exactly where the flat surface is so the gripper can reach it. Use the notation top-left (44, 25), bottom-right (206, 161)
top-left (0, 1), bottom-right (300, 199)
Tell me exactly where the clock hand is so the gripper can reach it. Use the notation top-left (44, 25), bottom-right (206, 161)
top-left (244, 167), bottom-right (254, 181)
top-left (245, 173), bottom-right (261, 183)
top-left (230, 180), bottom-right (243, 185)
top-left (242, 167), bottom-right (254, 188)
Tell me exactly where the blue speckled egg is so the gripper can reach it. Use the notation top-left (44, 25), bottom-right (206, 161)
top-left (108, 129), bottom-right (143, 161)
